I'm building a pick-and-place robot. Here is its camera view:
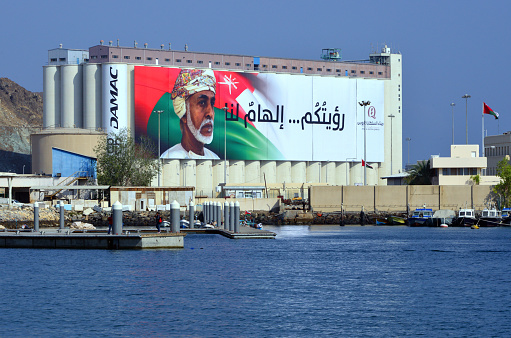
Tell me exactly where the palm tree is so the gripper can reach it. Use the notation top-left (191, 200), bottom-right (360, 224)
top-left (405, 160), bottom-right (434, 185)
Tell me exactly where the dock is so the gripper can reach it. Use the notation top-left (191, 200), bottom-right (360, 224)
top-left (0, 225), bottom-right (275, 249)
top-left (0, 229), bottom-right (185, 249)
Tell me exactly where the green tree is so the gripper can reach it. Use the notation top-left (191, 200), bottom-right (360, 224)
top-left (493, 158), bottom-right (511, 207)
top-left (94, 128), bottom-right (160, 186)
top-left (405, 160), bottom-right (434, 185)
top-left (470, 174), bottom-right (480, 185)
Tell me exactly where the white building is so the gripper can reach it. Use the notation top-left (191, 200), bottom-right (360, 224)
top-left (36, 43), bottom-right (403, 197)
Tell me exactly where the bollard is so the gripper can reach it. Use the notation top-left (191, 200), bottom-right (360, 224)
top-left (224, 201), bottom-right (230, 230)
top-left (229, 201), bottom-right (235, 232)
top-left (204, 201), bottom-right (209, 224)
top-left (213, 201), bottom-right (218, 227)
top-left (34, 202), bottom-right (39, 232)
top-left (112, 201), bottom-right (123, 235)
top-left (59, 202), bottom-right (65, 230)
top-left (216, 202), bottom-right (221, 228)
top-left (188, 201), bottom-right (195, 229)
top-left (209, 201), bottom-right (215, 225)
top-left (234, 201), bottom-right (240, 233)
top-left (171, 200), bottom-right (180, 233)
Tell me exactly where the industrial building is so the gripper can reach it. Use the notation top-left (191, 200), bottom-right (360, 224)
top-left (35, 42), bottom-right (403, 198)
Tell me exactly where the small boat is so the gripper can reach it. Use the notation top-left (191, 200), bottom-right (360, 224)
top-left (478, 208), bottom-right (502, 227)
top-left (451, 209), bottom-right (477, 227)
top-left (388, 215), bottom-right (407, 225)
top-left (376, 217), bottom-right (389, 225)
top-left (439, 223), bottom-right (449, 228)
top-left (407, 207), bottom-right (434, 227)
top-left (501, 208), bottom-right (511, 226)
top-left (471, 224), bottom-right (479, 229)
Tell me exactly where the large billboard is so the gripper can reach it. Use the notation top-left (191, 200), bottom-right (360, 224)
top-left (134, 66), bottom-right (384, 162)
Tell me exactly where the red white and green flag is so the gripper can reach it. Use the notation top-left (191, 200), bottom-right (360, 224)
top-left (362, 159), bottom-right (373, 169)
top-left (483, 102), bottom-right (499, 119)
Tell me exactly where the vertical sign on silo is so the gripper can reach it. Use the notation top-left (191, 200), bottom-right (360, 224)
top-left (102, 63), bottom-right (128, 143)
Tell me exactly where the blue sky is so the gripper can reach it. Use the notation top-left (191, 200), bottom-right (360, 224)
top-left (1, 0), bottom-right (509, 166)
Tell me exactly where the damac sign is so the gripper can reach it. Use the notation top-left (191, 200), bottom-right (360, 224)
top-left (102, 63), bottom-right (127, 138)
top-left (109, 67), bottom-right (119, 129)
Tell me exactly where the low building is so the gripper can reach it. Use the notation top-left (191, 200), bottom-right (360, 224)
top-left (430, 145), bottom-right (499, 185)
top-left (484, 132), bottom-right (511, 176)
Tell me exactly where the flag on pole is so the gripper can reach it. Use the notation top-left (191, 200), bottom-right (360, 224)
top-left (483, 102), bottom-right (499, 119)
top-left (362, 159), bottom-right (373, 169)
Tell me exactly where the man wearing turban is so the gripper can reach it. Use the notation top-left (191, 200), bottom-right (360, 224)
top-left (161, 69), bottom-right (219, 159)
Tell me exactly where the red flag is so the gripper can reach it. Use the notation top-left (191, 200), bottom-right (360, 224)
top-left (362, 159), bottom-right (373, 169)
top-left (483, 102), bottom-right (499, 119)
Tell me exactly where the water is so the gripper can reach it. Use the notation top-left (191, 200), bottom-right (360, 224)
top-left (1, 226), bottom-right (511, 336)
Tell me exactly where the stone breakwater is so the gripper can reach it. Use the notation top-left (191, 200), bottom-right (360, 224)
top-left (0, 205), bottom-right (403, 229)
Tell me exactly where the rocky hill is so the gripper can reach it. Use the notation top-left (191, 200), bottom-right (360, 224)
top-left (0, 78), bottom-right (43, 173)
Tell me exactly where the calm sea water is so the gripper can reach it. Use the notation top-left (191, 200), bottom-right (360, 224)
top-left (1, 226), bottom-right (511, 337)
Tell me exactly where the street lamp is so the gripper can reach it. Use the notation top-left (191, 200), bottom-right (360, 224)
top-left (221, 107), bottom-right (228, 196)
top-left (359, 100), bottom-right (371, 186)
top-left (388, 114), bottom-right (395, 174)
top-left (462, 94), bottom-right (471, 144)
top-left (406, 137), bottom-right (411, 166)
top-left (450, 103), bottom-right (455, 145)
top-left (153, 110), bottom-right (164, 187)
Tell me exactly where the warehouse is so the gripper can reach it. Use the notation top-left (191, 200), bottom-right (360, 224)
top-left (35, 42), bottom-right (403, 198)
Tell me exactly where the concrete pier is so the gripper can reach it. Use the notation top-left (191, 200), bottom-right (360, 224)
top-left (0, 230), bottom-right (185, 249)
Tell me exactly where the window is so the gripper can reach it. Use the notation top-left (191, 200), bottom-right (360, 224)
top-left (100, 55), bottom-right (107, 59)
top-left (307, 67), bottom-right (312, 71)
top-left (124, 56), bottom-right (130, 59)
top-left (246, 64), bottom-right (251, 67)
top-left (91, 56), bottom-right (97, 59)
top-left (135, 56), bottom-right (142, 60)
top-left (214, 61), bottom-right (220, 65)
top-left (326, 68), bottom-right (331, 72)
top-left (351, 70), bottom-right (356, 73)
top-left (235, 63), bottom-right (241, 66)
top-left (225, 62), bottom-right (230, 66)
top-left (282, 66), bottom-right (287, 69)
top-left (272, 65), bottom-right (277, 69)
top-left (336, 69), bottom-right (340, 73)
top-left (59, 58), bottom-right (66, 61)
top-left (443, 168), bottom-right (451, 176)
top-left (263, 65), bottom-right (267, 68)
top-left (378, 71), bottom-right (383, 75)
top-left (360, 70), bottom-right (365, 74)
top-left (112, 55), bottom-right (119, 59)
top-left (197, 60), bottom-right (203, 64)
top-left (292, 66), bottom-right (297, 70)
top-left (147, 57), bottom-right (153, 61)
top-left (186, 60), bottom-right (192, 63)
top-left (369, 71), bottom-right (374, 74)
top-left (50, 58), bottom-right (57, 62)
top-left (165, 58), bottom-right (170, 62)
top-left (176, 59), bottom-right (181, 62)
top-left (317, 68), bottom-right (322, 71)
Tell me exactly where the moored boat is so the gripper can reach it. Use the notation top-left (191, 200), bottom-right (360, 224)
top-left (431, 209), bottom-right (456, 227)
top-left (407, 207), bottom-right (434, 227)
top-left (451, 208), bottom-right (477, 227)
top-left (478, 208), bottom-right (502, 227)
top-left (388, 215), bottom-right (407, 225)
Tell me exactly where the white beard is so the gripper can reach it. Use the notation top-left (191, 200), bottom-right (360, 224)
top-left (186, 102), bottom-right (214, 145)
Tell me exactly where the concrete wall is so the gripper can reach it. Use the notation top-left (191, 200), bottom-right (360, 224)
top-left (310, 185), bottom-right (500, 213)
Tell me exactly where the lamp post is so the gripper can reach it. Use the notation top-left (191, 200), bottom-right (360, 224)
top-left (154, 110), bottom-right (164, 187)
top-left (388, 114), bottom-right (395, 174)
top-left (359, 100), bottom-right (371, 186)
top-left (406, 137), bottom-right (411, 166)
top-left (221, 107), bottom-right (228, 196)
top-left (450, 103), bottom-right (455, 145)
top-left (462, 94), bottom-right (471, 144)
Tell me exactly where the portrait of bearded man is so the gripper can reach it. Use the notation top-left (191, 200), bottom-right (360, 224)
top-left (160, 69), bottom-right (220, 159)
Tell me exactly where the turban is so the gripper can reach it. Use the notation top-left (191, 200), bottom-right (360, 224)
top-left (171, 69), bottom-right (216, 119)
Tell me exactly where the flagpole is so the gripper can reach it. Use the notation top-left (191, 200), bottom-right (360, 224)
top-left (482, 102), bottom-right (484, 158)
